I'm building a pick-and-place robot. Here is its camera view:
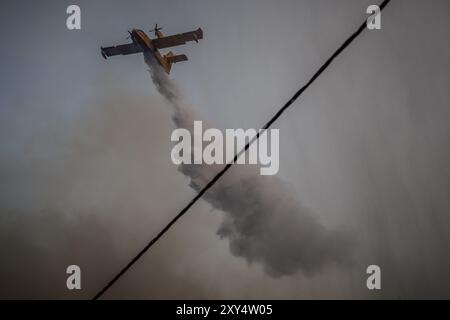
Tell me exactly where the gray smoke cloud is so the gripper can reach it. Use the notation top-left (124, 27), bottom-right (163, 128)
top-left (0, 87), bottom-right (239, 299)
top-left (145, 53), bottom-right (354, 277)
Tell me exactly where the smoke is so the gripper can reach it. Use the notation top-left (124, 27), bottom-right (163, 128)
top-left (145, 53), bottom-right (354, 277)
top-left (0, 87), bottom-right (237, 299)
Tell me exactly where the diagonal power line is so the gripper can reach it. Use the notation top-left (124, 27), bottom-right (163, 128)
top-left (93, 0), bottom-right (392, 300)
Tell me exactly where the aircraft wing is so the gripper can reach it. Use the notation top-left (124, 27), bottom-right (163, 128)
top-left (101, 43), bottom-right (143, 59)
top-left (152, 28), bottom-right (203, 49)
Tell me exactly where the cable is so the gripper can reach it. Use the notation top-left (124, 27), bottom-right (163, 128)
top-left (93, 0), bottom-right (392, 300)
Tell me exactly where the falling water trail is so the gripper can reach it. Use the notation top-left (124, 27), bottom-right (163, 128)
top-left (145, 53), bottom-right (354, 277)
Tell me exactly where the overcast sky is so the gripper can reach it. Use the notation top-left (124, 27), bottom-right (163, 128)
top-left (1, 0), bottom-right (450, 299)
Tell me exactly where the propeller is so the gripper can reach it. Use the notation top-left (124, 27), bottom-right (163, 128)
top-left (149, 23), bottom-right (163, 35)
top-left (125, 30), bottom-right (132, 40)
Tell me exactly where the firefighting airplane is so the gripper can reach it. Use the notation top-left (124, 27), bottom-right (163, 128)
top-left (101, 24), bottom-right (203, 74)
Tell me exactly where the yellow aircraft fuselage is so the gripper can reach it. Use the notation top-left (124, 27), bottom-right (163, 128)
top-left (131, 29), bottom-right (172, 74)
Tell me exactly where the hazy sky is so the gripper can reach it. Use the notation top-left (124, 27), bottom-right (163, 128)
top-left (1, 0), bottom-right (450, 299)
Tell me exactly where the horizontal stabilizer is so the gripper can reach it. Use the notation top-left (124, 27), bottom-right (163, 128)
top-left (166, 54), bottom-right (188, 64)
